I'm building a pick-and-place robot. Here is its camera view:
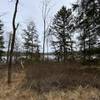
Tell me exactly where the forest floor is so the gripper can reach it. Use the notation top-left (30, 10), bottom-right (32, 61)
top-left (0, 63), bottom-right (100, 100)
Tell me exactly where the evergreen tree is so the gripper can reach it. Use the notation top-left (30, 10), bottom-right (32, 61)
top-left (73, 0), bottom-right (100, 62)
top-left (0, 20), bottom-right (4, 61)
top-left (23, 21), bottom-right (39, 59)
top-left (50, 6), bottom-right (74, 62)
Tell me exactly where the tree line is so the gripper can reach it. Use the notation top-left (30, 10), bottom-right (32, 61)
top-left (0, 0), bottom-right (100, 65)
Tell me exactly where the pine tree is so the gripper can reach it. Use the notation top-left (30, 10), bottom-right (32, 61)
top-left (0, 20), bottom-right (4, 61)
top-left (23, 21), bottom-right (39, 59)
top-left (50, 6), bottom-right (74, 62)
top-left (73, 0), bottom-right (99, 62)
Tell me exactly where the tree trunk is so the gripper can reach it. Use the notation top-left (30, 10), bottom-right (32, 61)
top-left (46, 37), bottom-right (49, 60)
top-left (43, 19), bottom-right (46, 61)
top-left (83, 39), bottom-right (86, 62)
top-left (88, 31), bottom-right (91, 65)
top-left (83, 29), bottom-right (86, 62)
top-left (7, 33), bottom-right (12, 63)
top-left (8, 0), bottom-right (19, 84)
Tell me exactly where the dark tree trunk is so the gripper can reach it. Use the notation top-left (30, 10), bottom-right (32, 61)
top-left (83, 39), bottom-right (86, 62)
top-left (63, 21), bottom-right (66, 63)
top-left (8, 0), bottom-right (19, 84)
top-left (88, 32), bottom-right (91, 62)
top-left (83, 29), bottom-right (86, 62)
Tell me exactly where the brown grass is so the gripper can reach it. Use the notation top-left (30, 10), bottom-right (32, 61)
top-left (0, 63), bottom-right (100, 100)
top-left (25, 63), bottom-right (100, 92)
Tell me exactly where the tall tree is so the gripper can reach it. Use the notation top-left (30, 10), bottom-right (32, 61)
top-left (0, 20), bottom-right (4, 62)
top-left (50, 6), bottom-right (74, 62)
top-left (42, 0), bottom-right (51, 60)
top-left (8, 0), bottom-right (19, 84)
top-left (73, 0), bottom-right (100, 62)
top-left (23, 21), bottom-right (39, 59)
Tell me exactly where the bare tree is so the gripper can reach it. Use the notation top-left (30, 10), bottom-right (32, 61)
top-left (8, 0), bottom-right (19, 84)
top-left (42, 0), bottom-right (52, 60)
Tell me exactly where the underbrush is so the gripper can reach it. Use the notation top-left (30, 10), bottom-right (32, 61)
top-left (0, 70), bottom-right (100, 100)
top-left (24, 63), bottom-right (100, 92)
top-left (0, 63), bottom-right (100, 100)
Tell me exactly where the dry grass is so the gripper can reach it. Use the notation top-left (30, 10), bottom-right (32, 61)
top-left (0, 63), bottom-right (100, 100)
top-left (25, 63), bottom-right (100, 92)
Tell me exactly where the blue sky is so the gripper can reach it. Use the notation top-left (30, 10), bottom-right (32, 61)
top-left (0, 0), bottom-right (76, 51)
